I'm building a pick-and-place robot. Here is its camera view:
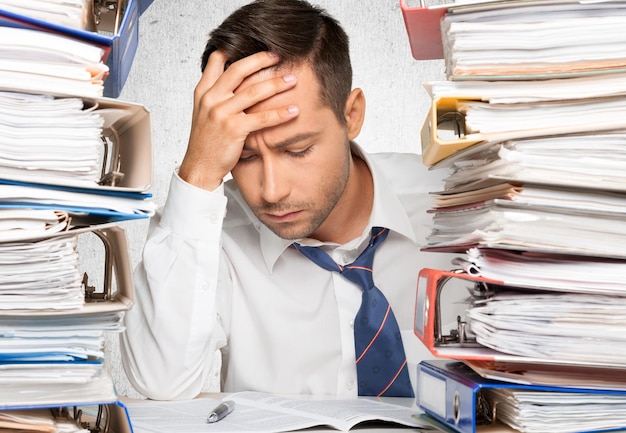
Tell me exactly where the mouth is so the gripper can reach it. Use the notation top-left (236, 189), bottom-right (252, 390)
top-left (264, 210), bottom-right (302, 223)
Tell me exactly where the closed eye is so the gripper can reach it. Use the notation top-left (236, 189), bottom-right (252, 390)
top-left (238, 153), bottom-right (257, 163)
top-left (287, 146), bottom-right (313, 158)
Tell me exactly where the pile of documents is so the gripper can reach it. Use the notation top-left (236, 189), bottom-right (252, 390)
top-left (402, 0), bottom-right (626, 432)
top-left (0, 0), bottom-right (94, 30)
top-left (440, 2), bottom-right (626, 80)
top-left (0, 0), bottom-right (146, 431)
top-left (0, 26), bottom-right (108, 98)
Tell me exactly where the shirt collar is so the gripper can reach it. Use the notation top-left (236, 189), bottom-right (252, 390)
top-left (259, 142), bottom-right (416, 272)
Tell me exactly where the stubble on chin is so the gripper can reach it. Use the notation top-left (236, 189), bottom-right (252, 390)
top-left (254, 209), bottom-right (320, 240)
top-left (251, 202), bottom-right (326, 241)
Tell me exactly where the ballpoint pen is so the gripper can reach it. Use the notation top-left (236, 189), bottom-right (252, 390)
top-left (207, 400), bottom-right (236, 423)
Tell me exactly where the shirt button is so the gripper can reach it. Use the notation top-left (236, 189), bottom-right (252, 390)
top-left (346, 379), bottom-right (355, 390)
top-left (342, 253), bottom-right (351, 263)
top-left (349, 320), bottom-right (354, 329)
top-left (208, 213), bottom-right (219, 224)
top-left (201, 281), bottom-right (210, 291)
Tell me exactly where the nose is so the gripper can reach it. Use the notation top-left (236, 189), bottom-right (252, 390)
top-left (260, 155), bottom-right (290, 204)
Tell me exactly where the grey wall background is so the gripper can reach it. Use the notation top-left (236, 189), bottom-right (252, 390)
top-left (105, 0), bottom-right (447, 398)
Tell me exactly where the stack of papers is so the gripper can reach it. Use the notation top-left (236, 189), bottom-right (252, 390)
top-left (0, 311), bottom-right (124, 362)
top-left (467, 359), bottom-right (626, 390)
top-left (0, 209), bottom-right (70, 242)
top-left (0, 183), bottom-right (156, 223)
top-left (441, 1), bottom-right (626, 80)
top-left (458, 97), bottom-right (626, 138)
top-left (0, 225), bottom-right (132, 409)
top-left (424, 72), bottom-right (626, 104)
top-left (0, 234), bottom-right (83, 310)
top-left (486, 388), bottom-right (626, 433)
top-left (0, 362), bottom-right (117, 408)
top-left (424, 133), bottom-right (626, 256)
top-left (425, 196), bottom-right (626, 259)
top-left (0, 0), bottom-right (93, 30)
top-left (0, 91), bottom-right (155, 225)
top-left (467, 290), bottom-right (626, 364)
top-left (437, 133), bottom-right (626, 192)
top-left (454, 247), bottom-right (626, 295)
top-left (0, 26), bottom-right (107, 98)
top-left (411, 2), bottom-right (626, 432)
top-left (0, 0), bottom-right (150, 417)
top-left (0, 92), bottom-right (103, 184)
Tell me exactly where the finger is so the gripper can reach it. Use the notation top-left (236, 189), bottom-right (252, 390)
top-left (234, 104), bottom-right (300, 135)
top-left (225, 73), bottom-right (298, 116)
top-left (214, 51), bottom-right (281, 95)
top-left (193, 51), bottom-right (228, 108)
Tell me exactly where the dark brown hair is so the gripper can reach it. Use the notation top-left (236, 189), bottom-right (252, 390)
top-left (201, 0), bottom-right (352, 124)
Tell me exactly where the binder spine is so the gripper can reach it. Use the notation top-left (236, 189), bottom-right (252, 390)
top-left (417, 362), bottom-right (478, 433)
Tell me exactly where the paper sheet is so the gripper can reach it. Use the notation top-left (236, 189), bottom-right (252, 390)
top-left (127, 392), bottom-right (432, 433)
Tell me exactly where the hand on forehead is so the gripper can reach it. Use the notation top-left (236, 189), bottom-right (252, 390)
top-left (237, 63), bottom-right (313, 114)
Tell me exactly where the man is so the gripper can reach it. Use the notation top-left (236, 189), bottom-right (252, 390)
top-left (121, 0), bottom-right (448, 400)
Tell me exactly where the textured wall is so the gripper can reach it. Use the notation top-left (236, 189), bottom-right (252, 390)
top-left (107, 0), bottom-right (446, 398)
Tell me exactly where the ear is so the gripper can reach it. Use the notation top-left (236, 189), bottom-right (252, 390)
top-left (344, 88), bottom-right (366, 140)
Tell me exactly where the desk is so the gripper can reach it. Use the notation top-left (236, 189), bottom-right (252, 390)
top-left (119, 392), bottom-right (432, 433)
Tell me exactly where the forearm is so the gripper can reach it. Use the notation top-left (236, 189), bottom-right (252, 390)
top-left (120, 174), bottom-right (228, 400)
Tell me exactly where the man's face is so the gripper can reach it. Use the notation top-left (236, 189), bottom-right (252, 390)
top-left (231, 63), bottom-right (351, 240)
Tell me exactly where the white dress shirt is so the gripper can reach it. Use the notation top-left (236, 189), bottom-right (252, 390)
top-left (120, 144), bottom-right (453, 400)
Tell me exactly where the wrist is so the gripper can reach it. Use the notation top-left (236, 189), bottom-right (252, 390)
top-left (178, 162), bottom-right (224, 192)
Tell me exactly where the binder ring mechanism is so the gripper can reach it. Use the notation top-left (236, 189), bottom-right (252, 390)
top-left (453, 389), bottom-right (495, 426)
top-left (98, 125), bottom-right (124, 188)
top-left (437, 111), bottom-right (467, 142)
top-left (82, 229), bottom-right (115, 303)
top-left (93, 0), bottom-right (126, 35)
top-left (415, 268), bottom-right (496, 348)
top-left (51, 404), bottom-right (112, 433)
top-left (80, 226), bottom-right (134, 306)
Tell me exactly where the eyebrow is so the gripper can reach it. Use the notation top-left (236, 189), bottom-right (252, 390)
top-left (244, 131), bottom-right (320, 152)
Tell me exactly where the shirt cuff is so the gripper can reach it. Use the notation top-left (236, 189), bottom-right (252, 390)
top-left (159, 171), bottom-right (228, 240)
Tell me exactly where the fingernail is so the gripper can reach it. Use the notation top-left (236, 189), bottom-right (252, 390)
top-left (283, 74), bottom-right (296, 83)
top-left (287, 105), bottom-right (299, 114)
top-left (268, 51), bottom-right (278, 58)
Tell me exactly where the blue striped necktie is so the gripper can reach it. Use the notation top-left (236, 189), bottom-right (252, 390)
top-left (294, 227), bottom-right (414, 397)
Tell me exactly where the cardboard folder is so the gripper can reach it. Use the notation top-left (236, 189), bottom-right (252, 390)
top-left (421, 94), bottom-right (626, 167)
top-left (414, 268), bottom-right (626, 369)
top-left (0, 94), bottom-right (151, 194)
top-left (0, 224), bottom-right (134, 317)
top-left (0, 226), bottom-right (135, 414)
top-left (420, 96), bottom-right (484, 167)
top-left (0, 95), bottom-right (154, 223)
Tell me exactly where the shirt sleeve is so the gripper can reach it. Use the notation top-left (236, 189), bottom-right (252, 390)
top-left (120, 171), bottom-right (229, 400)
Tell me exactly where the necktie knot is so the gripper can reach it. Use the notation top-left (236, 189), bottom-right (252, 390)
top-left (340, 226), bottom-right (388, 290)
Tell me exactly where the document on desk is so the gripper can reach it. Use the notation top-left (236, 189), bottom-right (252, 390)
top-left (126, 391), bottom-right (433, 433)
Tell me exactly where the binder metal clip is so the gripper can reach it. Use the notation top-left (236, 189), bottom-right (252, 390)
top-left (414, 268), bottom-right (500, 350)
top-left (93, 0), bottom-right (126, 35)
